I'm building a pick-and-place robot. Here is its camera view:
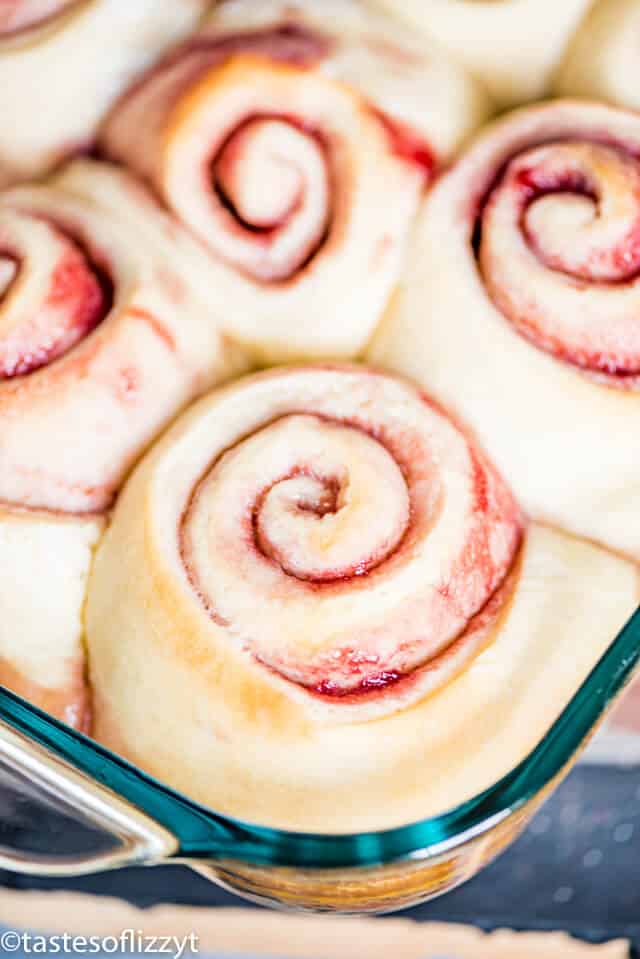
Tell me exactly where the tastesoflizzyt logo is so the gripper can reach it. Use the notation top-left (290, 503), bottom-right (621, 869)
top-left (0, 929), bottom-right (199, 957)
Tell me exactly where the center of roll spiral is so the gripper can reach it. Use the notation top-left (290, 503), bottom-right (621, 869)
top-left (0, 215), bottom-right (111, 379)
top-left (211, 115), bottom-right (331, 282)
top-left (477, 140), bottom-right (640, 379)
top-left (251, 418), bottom-right (410, 583)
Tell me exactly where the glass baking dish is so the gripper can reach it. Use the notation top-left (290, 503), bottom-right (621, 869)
top-left (0, 606), bottom-right (639, 915)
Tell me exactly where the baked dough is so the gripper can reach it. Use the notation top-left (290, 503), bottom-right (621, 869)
top-left (100, 0), bottom-right (489, 363)
top-left (369, 100), bottom-right (640, 562)
top-left (0, 0), bottom-right (207, 185)
top-left (87, 366), bottom-right (639, 832)
top-left (556, 0), bottom-right (640, 111)
top-left (0, 159), bottom-right (244, 725)
top-left (366, 0), bottom-right (592, 107)
top-left (0, 509), bottom-right (102, 730)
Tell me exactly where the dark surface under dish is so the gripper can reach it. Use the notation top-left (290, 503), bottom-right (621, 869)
top-left (0, 764), bottom-right (638, 950)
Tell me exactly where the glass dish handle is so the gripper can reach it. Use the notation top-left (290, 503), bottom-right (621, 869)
top-left (0, 716), bottom-right (177, 876)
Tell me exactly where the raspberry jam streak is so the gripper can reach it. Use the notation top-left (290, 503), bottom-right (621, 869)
top-left (0, 219), bottom-right (111, 379)
top-left (476, 138), bottom-right (640, 383)
top-left (372, 110), bottom-right (436, 179)
top-left (179, 382), bottom-right (522, 702)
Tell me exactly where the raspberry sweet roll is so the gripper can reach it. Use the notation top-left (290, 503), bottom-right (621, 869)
top-left (556, 0), bottom-right (640, 112)
top-left (0, 0), bottom-right (207, 186)
top-left (369, 100), bottom-right (640, 563)
top-left (0, 159), bottom-right (243, 729)
top-left (365, 0), bottom-right (592, 108)
top-left (86, 367), bottom-right (638, 832)
top-left (100, 0), bottom-right (489, 363)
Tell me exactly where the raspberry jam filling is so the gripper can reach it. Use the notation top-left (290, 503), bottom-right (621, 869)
top-left (0, 218), bottom-right (112, 379)
top-left (476, 138), bottom-right (640, 382)
top-left (208, 106), bottom-right (431, 285)
top-left (187, 26), bottom-right (435, 179)
top-left (180, 399), bottom-right (522, 701)
top-left (372, 110), bottom-right (435, 178)
top-left (208, 113), bottom-right (332, 282)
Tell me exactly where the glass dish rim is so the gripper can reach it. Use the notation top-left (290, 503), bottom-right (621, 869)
top-left (0, 606), bottom-right (638, 872)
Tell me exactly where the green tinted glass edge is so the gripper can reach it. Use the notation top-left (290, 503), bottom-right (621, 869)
top-left (0, 606), bottom-right (639, 870)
